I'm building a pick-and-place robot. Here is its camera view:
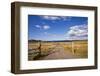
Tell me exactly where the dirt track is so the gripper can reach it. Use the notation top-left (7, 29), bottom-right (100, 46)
top-left (39, 45), bottom-right (79, 60)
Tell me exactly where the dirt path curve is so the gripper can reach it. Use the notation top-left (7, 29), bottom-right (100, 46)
top-left (39, 45), bottom-right (79, 60)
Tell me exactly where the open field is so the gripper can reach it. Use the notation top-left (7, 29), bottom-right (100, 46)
top-left (28, 40), bottom-right (88, 60)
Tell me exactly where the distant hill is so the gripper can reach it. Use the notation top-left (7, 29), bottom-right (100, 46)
top-left (28, 39), bottom-right (87, 43)
top-left (28, 40), bottom-right (41, 43)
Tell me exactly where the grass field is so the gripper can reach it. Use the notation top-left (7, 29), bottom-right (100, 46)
top-left (28, 40), bottom-right (88, 60)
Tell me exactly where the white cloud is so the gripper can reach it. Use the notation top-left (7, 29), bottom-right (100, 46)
top-left (61, 16), bottom-right (72, 21)
top-left (35, 25), bottom-right (41, 29)
top-left (40, 16), bottom-right (71, 21)
top-left (35, 25), bottom-right (50, 30)
top-left (66, 24), bottom-right (88, 40)
top-left (41, 16), bottom-right (60, 20)
top-left (43, 25), bottom-right (50, 30)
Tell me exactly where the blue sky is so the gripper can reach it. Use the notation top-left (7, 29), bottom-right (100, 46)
top-left (28, 15), bottom-right (88, 41)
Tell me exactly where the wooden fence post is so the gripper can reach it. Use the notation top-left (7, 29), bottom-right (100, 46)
top-left (38, 41), bottom-right (41, 56)
top-left (72, 42), bottom-right (75, 54)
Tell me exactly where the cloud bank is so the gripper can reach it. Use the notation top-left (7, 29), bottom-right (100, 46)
top-left (66, 24), bottom-right (88, 40)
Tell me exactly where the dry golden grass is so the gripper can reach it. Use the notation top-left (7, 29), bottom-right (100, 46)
top-left (28, 40), bottom-right (88, 60)
top-left (63, 40), bottom-right (88, 58)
